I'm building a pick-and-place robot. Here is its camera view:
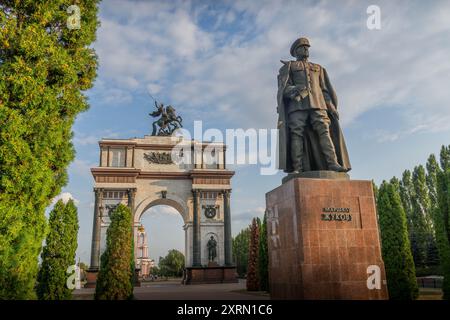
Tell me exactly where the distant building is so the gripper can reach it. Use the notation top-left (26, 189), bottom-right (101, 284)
top-left (136, 225), bottom-right (155, 279)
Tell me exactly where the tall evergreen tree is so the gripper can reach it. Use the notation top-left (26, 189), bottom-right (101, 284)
top-left (232, 227), bottom-right (251, 277)
top-left (426, 154), bottom-right (441, 267)
top-left (0, 1), bottom-right (100, 298)
top-left (95, 204), bottom-right (134, 300)
top-left (258, 213), bottom-right (269, 292)
top-left (246, 218), bottom-right (260, 291)
top-left (411, 165), bottom-right (434, 267)
top-left (435, 146), bottom-right (450, 299)
top-left (377, 181), bottom-right (418, 300)
top-left (399, 170), bottom-right (415, 232)
top-left (440, 145), bottom-right (450, 170)
top-left (36, 199), bottom-right (79, 299)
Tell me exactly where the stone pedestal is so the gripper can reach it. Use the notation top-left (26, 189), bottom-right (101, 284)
top-left (182, 266), bottom-right (238, 285)
top-left (265, 177), bottom-right (389, 300)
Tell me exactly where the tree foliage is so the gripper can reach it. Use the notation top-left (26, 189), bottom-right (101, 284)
top-left (433, 146), bottom-right (450, 299)
top-left (411, 165), bottom-right (434, 267)
top-left (377, 181), bottom-right (418, 300)
top-left (36, 199), bottom-right (78, 300)
top-left (95, 204), bottom-right (134, 300)
top-left (232, 226), bottom-right (251, 277)
top-left (246, 218), bottom-right (260, 291)
top-left (0, 1), bottom-right (100, 299)
top-left (158, 249), bottom-right (185, 278)
top-left (258, 213), bottom-right (269, 292)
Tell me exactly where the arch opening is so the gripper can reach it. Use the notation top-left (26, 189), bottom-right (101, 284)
top-left (136, 204), bottom-right (186, 279)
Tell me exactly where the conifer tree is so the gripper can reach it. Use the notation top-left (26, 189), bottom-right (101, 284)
top-left (425, 154), bottom-right (441, 267)
top-left (258, 213), bottom-right (269, 292)
top-left (246, 218), bottom-right (260, 291)
top-left (0, 1), bottom-right (100, 298)
top-left (435, 146), bottom-right (450, 299)
top-left (232, 227), bottom-right (251, 277)
top-left (377, 181), bottom-right (418, 300)
top-left (36, 199), bottom-right (79, 300)
top-left (95, 204), bottom-right (134, 300)
top-left (411, 165), bottom-right (434, 267)
top-left (399, 170), bottom-right (414, 229)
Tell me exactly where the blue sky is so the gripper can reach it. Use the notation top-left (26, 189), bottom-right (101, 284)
top-left (54, 0), bottom-right (450, 263)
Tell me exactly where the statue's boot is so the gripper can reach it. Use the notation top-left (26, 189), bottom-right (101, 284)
top-left (290, 135), bottom-right (304, 172)
top-left (316, 126), bottom-right (346, 172)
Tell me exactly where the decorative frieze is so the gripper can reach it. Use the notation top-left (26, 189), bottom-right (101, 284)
top-left (144, 152), bottom-right (173, 164)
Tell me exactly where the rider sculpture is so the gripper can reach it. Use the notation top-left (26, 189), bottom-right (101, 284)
top-left (149, 101), bottom-right (183, 136)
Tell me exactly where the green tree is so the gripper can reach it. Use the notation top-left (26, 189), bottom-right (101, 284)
top-left (399, 170), bottom-right (414, 230)
top-left (425, 154), bottom-right (441, 268)
top-left (258, 213), bottom-right (269, 292)
top-left (158, 249), bottom-right (185, 278)
top-left (95, 204), bottom-right (134, 300)
top-left (411, 165), bottom-right (435, 267)
top-left (247, 218), bottom-right (260, 291)
top-left (377, 181), bottom-right (418, 300)
top-left (232, 227), bottom-right (251, 277)
top-left (434, 146), bottom-right (450, 299)
top-left (36, 199), bottom-right (78, 299)
top-left (399, 170), bottom-right (421, 267)
top-left (0, 1), bottom-right (100, 299)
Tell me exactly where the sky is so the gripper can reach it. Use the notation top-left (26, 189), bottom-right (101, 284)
top-left (54, 0), bottom-right (450, 263)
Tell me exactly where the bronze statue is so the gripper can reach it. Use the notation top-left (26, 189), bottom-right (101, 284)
top-left (207, 236), bottom-right (217, 262)
top-left (277, 37), bottom-right (351, 173)
top-left (149, 101), bottom-right (183, 136)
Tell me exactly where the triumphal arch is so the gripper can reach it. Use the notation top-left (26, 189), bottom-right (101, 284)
top-left (86, 135), bottom-right (237, 286)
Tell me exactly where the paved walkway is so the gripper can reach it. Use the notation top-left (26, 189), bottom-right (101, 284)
top-left (73, 279), bottom-right (270, 300)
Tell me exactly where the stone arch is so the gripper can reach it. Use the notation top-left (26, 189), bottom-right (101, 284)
top-left (134, 192), bottom-right (189, 224)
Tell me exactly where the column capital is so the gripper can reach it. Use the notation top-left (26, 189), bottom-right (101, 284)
top-left (192, 189), bottom-right (202, 197)
top-left (127, 188), bottom-right (137, 196)
top-left (221, 189), bottom-right (231, 196)
top-left (93, 188), bottom-right (104, 195)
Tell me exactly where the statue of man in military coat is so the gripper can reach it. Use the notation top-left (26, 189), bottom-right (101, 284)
top-left (277, 37), bottom-right (351, 173)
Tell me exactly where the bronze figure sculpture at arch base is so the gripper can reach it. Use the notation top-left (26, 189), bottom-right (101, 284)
top-left (265, 37), bottom-right (388, 299)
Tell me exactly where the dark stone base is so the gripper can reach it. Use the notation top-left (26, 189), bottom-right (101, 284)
top-left (182, 266), bottom-right (238, 285)
top-left (85, 268), bottom-right (98, 288)
top-left (282, 170), bottom-right (350, 184)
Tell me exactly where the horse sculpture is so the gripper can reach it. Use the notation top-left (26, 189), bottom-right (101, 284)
top-left (149, 101), bottom-right (183, 136)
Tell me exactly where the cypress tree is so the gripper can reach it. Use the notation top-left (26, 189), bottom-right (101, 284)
top-left (426, 154), bottom-right (441, 268)
top-left (411, 165), bottom-right (434, 268)
top-left (0, 1), bottom-right (100, 298)
top-left (246, 218), bottom-right (260, 291)
top-left (36, 199), bottom-right (79, 299)
top-left (95, 204), bottom-right (134, 300)
top-left (258, 213), bottom-right (269, 292)
top-left (399, 170), bottom-right (414, 230)
top-left (435, 146), bottom-right (450, 299)
top-left (377, 181), bottom-right (418, 300)
top-left (232, 227), bottom-right (250, 277)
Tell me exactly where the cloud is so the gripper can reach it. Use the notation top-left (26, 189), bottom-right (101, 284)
top-left (232, 207), bottom-right (265, 222)
top-left (52, 192), bottom-right (79, 205)
top-left (90, 0), bottom-right (450, 141)
top-left (69, 159), bottom-right (97, 178)
top-left (73, 134), bottom-right (99, 146)
top-left (148, 205), bottom-right (180, 217)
